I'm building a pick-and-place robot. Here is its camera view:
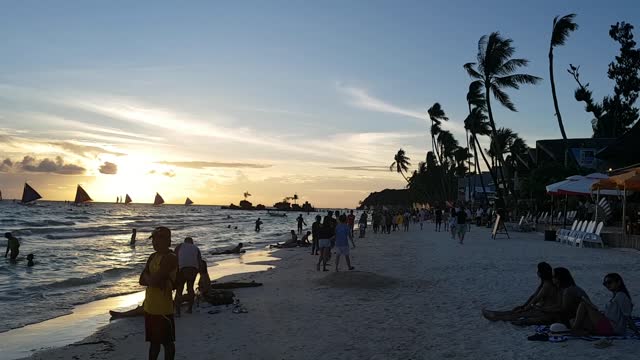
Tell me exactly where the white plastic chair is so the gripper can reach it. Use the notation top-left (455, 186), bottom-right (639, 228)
top-left (580, 222), bottom-right (605, 248)
top-left (566, 221), bottom-right (586, 245)
top-left (572, 221), bottom-right (596, 247)
top-left (557, 220), bottom-right (578, 242)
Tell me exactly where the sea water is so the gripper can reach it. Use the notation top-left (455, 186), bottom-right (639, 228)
top-left (0, 201), bottom-right (316, 333)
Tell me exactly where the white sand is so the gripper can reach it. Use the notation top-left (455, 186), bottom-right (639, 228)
top-left (23, 225), bottom-right (640, 360)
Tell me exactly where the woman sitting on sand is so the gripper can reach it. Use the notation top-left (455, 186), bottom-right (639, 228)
top-left (571, 273), bottom-right (640, 336)
top-left (483, 262), bottom-right (558, 322)
top-left (510, 267), bottom-right (590, 326)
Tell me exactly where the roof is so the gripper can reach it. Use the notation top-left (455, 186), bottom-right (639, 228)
top-left (597, 121), bottom-right (640, 168)
top-left (536, 138), bottom-right (616, 162)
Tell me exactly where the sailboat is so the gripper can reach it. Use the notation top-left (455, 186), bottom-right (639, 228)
top-left (154, 193), bottom-right (164, 206)
top-left (124, 194), bottom-right (132, 205)
top-left (185, 197), bottom-right (194, 206)
top-left (74, 185), bottom-right (93, 205)
top-left (21, 182), bottom-right (42, 204)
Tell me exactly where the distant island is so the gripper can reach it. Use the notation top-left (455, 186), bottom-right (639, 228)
top-left (221, 193), bottom-right (316, 212)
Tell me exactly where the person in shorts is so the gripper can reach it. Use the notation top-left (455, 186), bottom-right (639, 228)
top-left (335, 214), bottom-right (356, 271)
top-left (140, 226), bottom-right (178, 360)
top-left (316, 216), bottom-right (335, 272)
top-left (174, 237), bottom-right (202, 316)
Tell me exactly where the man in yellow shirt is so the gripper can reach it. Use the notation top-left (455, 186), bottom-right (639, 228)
top-left (139, 226), bottom-right (178, 360)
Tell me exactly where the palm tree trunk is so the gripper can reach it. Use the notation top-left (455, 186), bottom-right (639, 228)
top-left (472, 133), bottom-right (490, 204)
top-left (475, 135), bottom-right (497, 191)
top-left (485, 84), bottom-right (509, 197)
top-left (549, 48), bottom-right (569, 166)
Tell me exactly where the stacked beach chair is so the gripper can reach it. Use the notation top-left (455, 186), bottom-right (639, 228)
top-left (556, 220), bottom-right (605, 248)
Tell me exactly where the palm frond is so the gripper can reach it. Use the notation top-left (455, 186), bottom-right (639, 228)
top-left (551, 14), bottom-right (579, 48)
top-left (491, 84), bottom-right (516, 111)
top-left (495, 58), bottom-right (529, 76)
top-left (389, 162), bottom-right (396, 172)
top-left (466, 80), bottom-right (486, 109)
top-left (494, 73), bottom-right (542, 89)
top-left (463, 62), bottom-right (483, 80)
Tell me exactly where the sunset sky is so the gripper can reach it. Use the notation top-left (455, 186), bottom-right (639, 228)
top-left (0, 1), bottom-right (638, 207)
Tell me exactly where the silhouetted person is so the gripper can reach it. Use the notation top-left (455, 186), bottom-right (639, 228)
top-left (174, 237), bottom-right (202, 316)
top-left (4, 232), bottom-right (20, 262)
top-left (26, 253), bottom-right (35, 267)
top-left (296, 214), bottom-right (306, 234)
top-left (130, 228), bottom-right (137, 246)
top-left (255, 218), bottom-right (263, 232)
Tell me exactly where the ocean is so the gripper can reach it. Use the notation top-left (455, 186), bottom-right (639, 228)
top-left (0, 201), bottom-right (319, 333)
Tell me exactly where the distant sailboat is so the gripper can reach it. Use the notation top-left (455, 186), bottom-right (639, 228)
top-left (185, 197), bottom-right (194, 206)
top-left (21, 183), bottom-right (42, 204)
top-left (74, 185), bottom-right (93, 205)
top-left (124, 194), bottom-right (132, 205)
top-left (154, 193), bottom-right (164, 206)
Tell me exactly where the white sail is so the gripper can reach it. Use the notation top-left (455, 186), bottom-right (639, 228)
top-left (154, 193), bottom-right (164, 206)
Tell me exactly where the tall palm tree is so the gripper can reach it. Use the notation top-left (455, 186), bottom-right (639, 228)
top-left (464, 32), bottom-right (542, 196)
top-left (550, 14), bottom-right (578, 165)
top-left (427, 103), bottom-right (448, 166)
top-left (390, 148), bottom-right (411, 183)
top-left (243, 191), bottom-right (251, 200)
top-left (292, 193), bottom-right (299, 205)
top-left (464, 106), bottom-right (493, 202)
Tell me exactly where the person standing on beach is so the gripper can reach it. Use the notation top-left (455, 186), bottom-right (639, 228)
top-left (335, 214), bottom-right (356, 271)
top-left (449, 207), bottom-right (458, 240)
top-left (311, 215), bottom-right (321, 255)
top-left (130, 228), bottom-right (137, 247)
top-left (174, 237), bottom-right (202, 316)
top-left (358, 211), bottom-right (368, 238)
top-left (385, 211), bottom-right (392, 234)
top-left (347, 210), bottom-right (356, 236)
top-left (316, 216), bottom-right (335, 272)
top-left (140, 226), bottom-right (178, 360)
top-left (4, 232), bottom-right (20, 262)
top-left (296, 214), bottom-right (306, 235)
top-left (434, 208), bottom-right (443, 232)
top-left (255, 218), bottom-right (263, 232)
top-left (457, 206), bottom-right (468, 244)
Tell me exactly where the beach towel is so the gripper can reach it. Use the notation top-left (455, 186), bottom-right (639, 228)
top-left (529, 317), bottom-right (640, 342)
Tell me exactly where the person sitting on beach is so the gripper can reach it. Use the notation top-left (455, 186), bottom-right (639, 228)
top-left (335, 214), bottom-right (356, 271)
top-left (571, 273), bottom-right (640, 337)
top-left (211, 243), bottom-right (244, 255)
top-left (26, 253), bottom-right (35, 267)
top-left (270, 231), bottom-right (299, 249)
top-left (511, 267), bottom-right (589, 326)
top-left (130, 228), bottom-right (137, 247)
top-left (4, 232), bottom-right (20, 262)
top-left (110, 303), bottom-right (145, 319)
top-left (299, 231), bottom-right (311, 246)
top-left (139, 226), bottom-right (178, 360)
top-left (483, 262), bottom-right (558, 322)
top-left (197, 260), bottom-right (212, 298)
top-left (174, 237), bottom-right (202, 316)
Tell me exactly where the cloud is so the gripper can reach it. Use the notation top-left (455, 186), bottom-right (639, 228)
top-left (340, 85), bottom-right (425, 120)
top-left (99, 161), bottom-right (118, 174)
top-left (162, 170), bottom-right (176, 178)
top-left (9, 155), bottom-right (86, 175)
top-left (51, 141), bottom-right (126, 157)
top-left (339, 85), bottom-right (467, 138)
top-left (147, 170), bottom-right (156, 175)
top-left (0, 158), bottom-right (12, 172)
top-left (330, 165), bottom-right (390, 172)
top-left (156, 161), bottom-right (272, 169)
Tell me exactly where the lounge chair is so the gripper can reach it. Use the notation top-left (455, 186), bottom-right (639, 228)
top-left (579, 222), bottom-right (605, 248)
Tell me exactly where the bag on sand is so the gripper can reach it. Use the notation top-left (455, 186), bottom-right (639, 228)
top-left (203, 290), bottom-right (235, 305)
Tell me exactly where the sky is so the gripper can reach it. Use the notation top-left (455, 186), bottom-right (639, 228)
top-left (0, 0), bottom-right (638, 207)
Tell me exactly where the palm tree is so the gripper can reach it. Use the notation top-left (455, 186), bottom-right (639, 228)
top-left (549, 14), bottom-right (578, 164)
top-left (464, 32), bottom-right (542, 196)
top-left (390, 148), bottom-right (411, 183)
top-left (292, 193), bottom-right (299, 205)
top-left (427, 103), bottom-right (448, 166)
top-left (243, 191), bottom-right (251, 200)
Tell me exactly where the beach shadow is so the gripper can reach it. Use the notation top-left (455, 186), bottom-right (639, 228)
top-left (315, 271), bottom-right (397, 289)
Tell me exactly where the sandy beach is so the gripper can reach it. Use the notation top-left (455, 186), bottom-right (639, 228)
top-left (21, 225), bottom-right (640, 360)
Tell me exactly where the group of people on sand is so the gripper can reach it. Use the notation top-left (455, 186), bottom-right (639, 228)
top-left (312, 211), bottom-right (356, 272)
top-left (483, 262), bottom-right (639, 340)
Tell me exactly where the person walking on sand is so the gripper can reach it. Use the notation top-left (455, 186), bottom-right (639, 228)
top-left (255, 218), bottom-right (263, 232)
top-left (347, 210), bottom-right (356, 236)
top-left (449, 206), bottom-right (458, 240)
top-left (316, 216), bottom-right (335, 272)
top-left (130, 228), bottom-right (137, 247)
top-left (435, 207), bottom-right (443, 232)
top-left (335, 214), bottom-right (356, 271)
top-left (311, 215), bottom-right (321, 255)
top-left (358, 211), bottom-right (368, 238)
top-left (140, 227), bottom-right (178, 360)
top-left (174, 237), bottom-right (202, 316)
top-left (296, 214), bottom-right (306, 235)
top-left (4, 232), bottom-right (20, 262)
top-left (457, 205), bottom-right (468, 244)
